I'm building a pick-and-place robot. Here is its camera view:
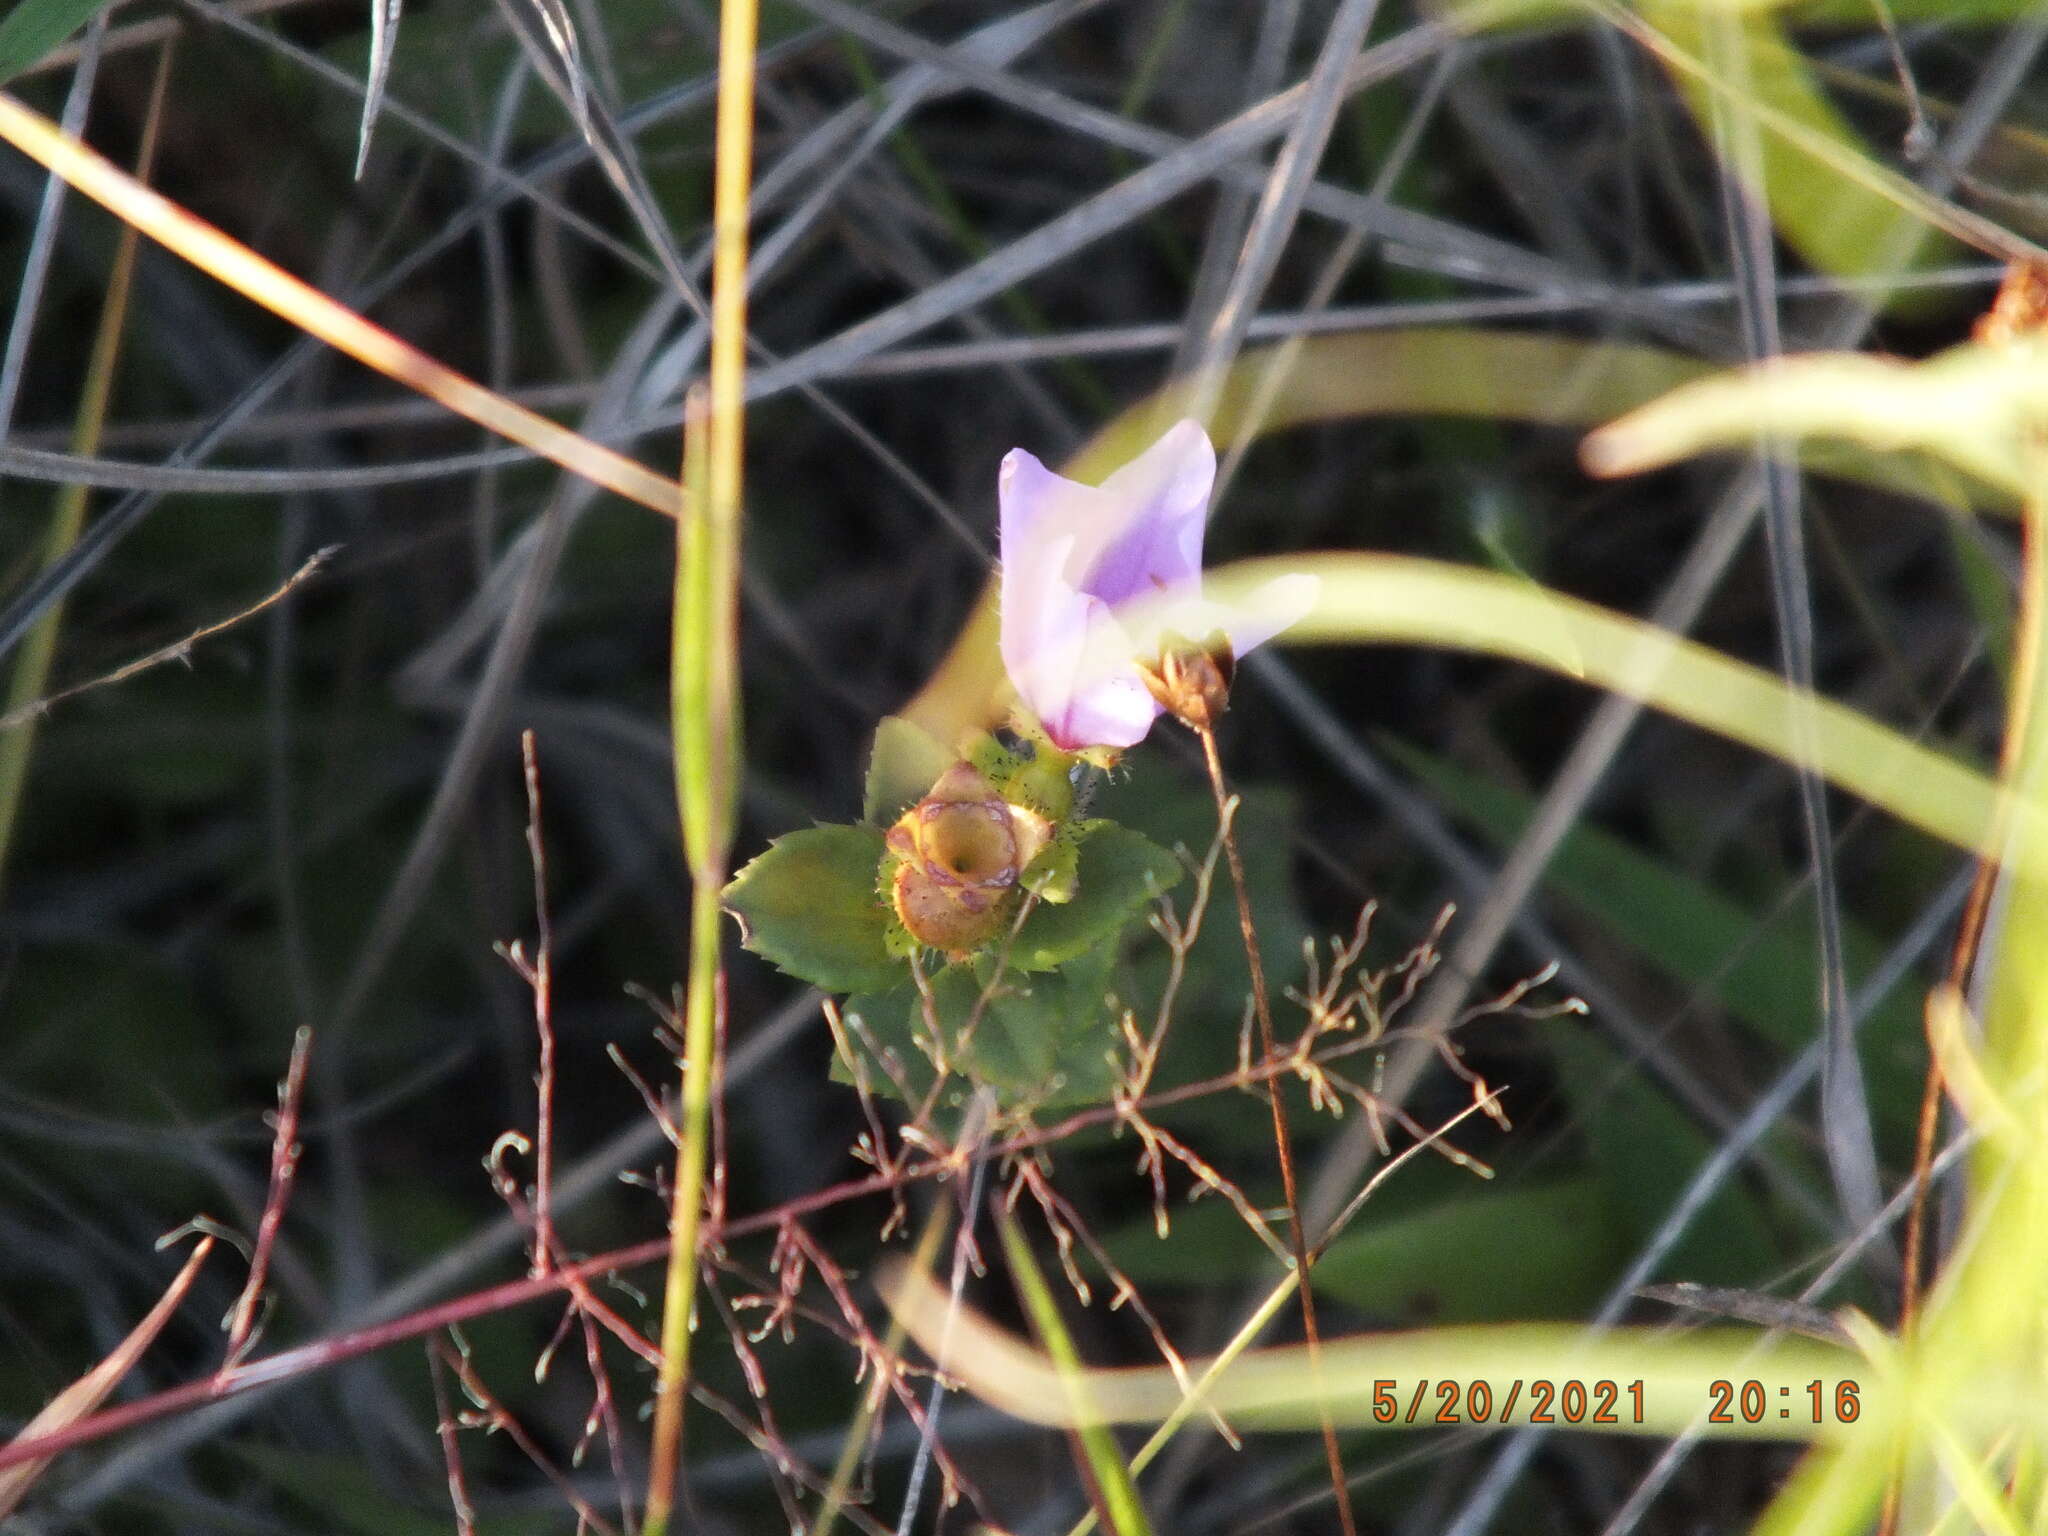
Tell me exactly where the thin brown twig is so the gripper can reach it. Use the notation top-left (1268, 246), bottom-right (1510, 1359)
top-left (426, 1344), bottom-right (479, 1536)
top-left (701, 1274), bottom-right (807, 1531)
top-left (780, 1218), bottom-right (992, 1528)
top-left (518, 731), bottom-right (556, 1278)
top-left (0, 982), bottom-right (1503, 1480)
top-left (484, 1138), bottom-right (663, 1368)
top-left (607, 1041), bottom-right (682, 1149)
top-left (504, 734), bottom-right (635, 1519)
top-left (0, 548), bottom-right (335, 732)
top-left (1006, 1156), bottom-right (1209, 1421)
top-left (223, 1026), bottom-right (312, 1366)
top-left (1195, 723), bottom-right (1357, 1536)
top-left (1126, 810), bottom-right (1230, 1103)
top-left (441, 1339), bottom-right (619, 1536)
top-left (573, 1305), bottom-right (633, 1535)
top-left (822, 999), bottom-right (905, 1185)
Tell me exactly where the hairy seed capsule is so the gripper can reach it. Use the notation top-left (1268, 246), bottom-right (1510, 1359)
top-left (885, 763), bottom-right (1053, 958)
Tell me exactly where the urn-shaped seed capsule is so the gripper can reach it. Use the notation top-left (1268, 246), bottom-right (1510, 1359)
top-left (885, 762), bottom-right (1053, 958)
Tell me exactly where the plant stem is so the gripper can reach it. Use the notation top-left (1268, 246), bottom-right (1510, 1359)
top-left (644, 0), bottom-right (756, 1522)
top-left (999, 1207), bottom-right (1154, 1536)
top-left (0, 41), bottom-right (170, 896)
top-left (1195, 724), bottom-right (1357, 1536)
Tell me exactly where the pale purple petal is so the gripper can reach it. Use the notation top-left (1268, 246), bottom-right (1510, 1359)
top-left (1000, 523), bottom-right (1091, 725)
top-left (1033, 598), bottom-right (1159, 751)
top-left (1220, 572), bottom-right (1320, 657)
top-left (1079, 419), bottom-right (1214, 606)
top-left (1051, 674), bottom-right (1158, 751)
top-left (997, 421), bottom-right (1258, 753)
top-left (1005, 567), bottom-right (1159, 751)
top-left (1000, 454), bottom-right (1095, 705)
top-left (999, 449), bottom-right (1083, 578)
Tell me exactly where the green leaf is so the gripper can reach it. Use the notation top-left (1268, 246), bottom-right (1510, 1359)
top-left (1095, 767), bottom-right (1308, 1082)
top-left (1641, 4), bottom-right (1946, 289)
top-left (862, 715), bottom-right (953, 825)
top-left (1009, 820), bottom-right (1181, 972)
top-left (968, 943), bottom-right (1120, 1107)
top-left (1385, 736), bottom-right (1926, 1146)
top-left (0, 0), bottom-right (114, 82)
top-left (724, 824), bottom-right (901, 992)
top-left (1312, 1177), bottom-right (1626, 1323)
top-left (1553, 1027), bottom-right (1781, 1286)
top-left (836, 942), bottom-right (1121, 1111)
top-left (1106, 1159), bottom-right (1627, 1322)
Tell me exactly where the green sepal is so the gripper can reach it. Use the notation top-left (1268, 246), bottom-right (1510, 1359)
top-left (1007, 820), bottom-right (1181, 972)
top-left (1021, 817), bottom-right (1083, 903)
top-left (969, 729), bottom-right (1077, 825)
top-left (723, 825), bottom-right (902, 993)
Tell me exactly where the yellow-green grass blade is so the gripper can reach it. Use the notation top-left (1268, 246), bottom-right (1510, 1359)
top-left (882, 1257), bottom-right (1882, 1441)
top-left (999, 1210), bottom-right (1155, 1536)
top-left (1194, 552), bottom-right (2025, 868)
top-left (904, 327), bottom-right (1973, 753)
top-left (0, 43), bottom-right (168, 896)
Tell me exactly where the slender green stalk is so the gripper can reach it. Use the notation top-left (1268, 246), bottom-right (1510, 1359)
top-left (645, 384), bottom-right (726, 1536)
top-left (0, 41), bottom-right (170, 896)
top-left (998, 1207), bottom-right (1154, 1536)
top-left (645, 0), bottom-right (755, 1478)
top-left (643, 2), bottom-right (758, 1522)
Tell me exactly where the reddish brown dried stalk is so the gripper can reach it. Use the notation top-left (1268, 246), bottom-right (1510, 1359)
top-left (519, 732), bottom-right (557, 1277)
top-left (224, 1025), bottom-right (312, 1365)
top-left (1006, 1157), bottom-right (1203, 1413)
top-left (1194, 723), bottom-right (1357, 1536)
top-left (441, 1340), bottom-right (619, 1535)
top-left (425, 1344), bottom-right (478, 1536)
top-left (703, 1277), bottom-right (807, 1530)
top-left (0, 977), bottom-right (1481, 1482)
top-left (504, 732), bottom-right (634, 1527)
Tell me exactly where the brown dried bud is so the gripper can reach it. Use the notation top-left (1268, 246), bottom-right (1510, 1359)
top-left (885, 762), bottom-right (1053, 958)
top-left (1136, 630), bottom-right (1236, 732)
top-left (1975, 261), bottom-right (2048, 347)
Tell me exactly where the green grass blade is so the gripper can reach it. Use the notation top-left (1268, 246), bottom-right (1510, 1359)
top-left (0, 0), bottom-right (114, 82)
top-left (1197, 552), bottom-right (2023, 866)
top-left (0, 41), bottom-right (166, 895)
top-left (998, 1209), bottom-right (1156, 1536)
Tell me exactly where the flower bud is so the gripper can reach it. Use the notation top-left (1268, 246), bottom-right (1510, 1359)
top-left (1975, 260), bottom-right (2048, 346)
top-left (884, 762), bottom-right (1053, 958)
top-left (1136, 630), bottom-right (1235, 732)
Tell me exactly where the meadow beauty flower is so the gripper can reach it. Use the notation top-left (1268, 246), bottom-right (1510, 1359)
top-left (998, 419), bottom-right (1317, 751)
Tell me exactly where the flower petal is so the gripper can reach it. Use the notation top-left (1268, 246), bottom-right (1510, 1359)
top-left (999, 449), bottom-right (1089, 568)
top-left (1117, 573), bottom-right (1319, 678)
top-left (1036, 596), bottom-right (1160, 751)
top-left (1001, 523), bottom-right (1095, 722)
top-left (1079, 418), bottom-right (1215, 606)
top-left (1221, 572), bottom-right (1320, 657)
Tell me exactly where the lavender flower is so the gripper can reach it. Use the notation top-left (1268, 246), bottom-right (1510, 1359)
top-left (998, 419), bottom-right (1317, 751)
